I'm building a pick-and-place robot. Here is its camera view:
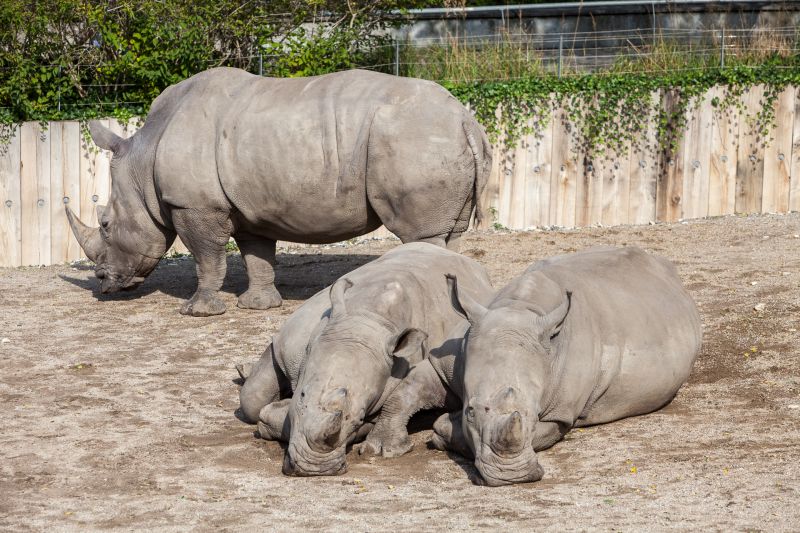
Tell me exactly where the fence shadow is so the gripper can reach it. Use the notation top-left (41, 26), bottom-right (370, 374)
top-left (58, 252), bottom-right (380, 302)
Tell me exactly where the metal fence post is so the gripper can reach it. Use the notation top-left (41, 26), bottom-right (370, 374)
top-left (394, 39), bottom-right (400, 76)
top-left (558, 34), bottom-right (563, 78)
top-left (719, 28), bottom-right (725, 69)
top-left (259, 51), bottom-right (263, 76)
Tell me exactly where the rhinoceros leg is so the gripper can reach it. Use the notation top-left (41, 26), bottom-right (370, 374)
top-left (239, 344), bottom-right (285, 423)
top-left (431, 410), bottom-right (473, 459)
top-left (357, 360), bottom-right (455, 458)
top-left (257, 399), bottom-right (291, 441)
top-left (235, 236), bottom-right (282, 310)
top-left (172, 208), bottom-right (231, 316)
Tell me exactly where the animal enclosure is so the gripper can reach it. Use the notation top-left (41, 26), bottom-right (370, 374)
top-left (0, 83), bottom-right (798, 267)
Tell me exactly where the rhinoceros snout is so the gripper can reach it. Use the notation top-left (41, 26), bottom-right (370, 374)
top-left (282, 446), bottom-right (348, 477)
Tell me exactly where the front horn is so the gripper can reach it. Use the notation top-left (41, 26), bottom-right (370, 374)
top-left (65, 206), bottom-right (104, 263)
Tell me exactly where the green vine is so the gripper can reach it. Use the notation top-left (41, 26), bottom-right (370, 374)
top-left (444, 60), bottom-right (800, 157)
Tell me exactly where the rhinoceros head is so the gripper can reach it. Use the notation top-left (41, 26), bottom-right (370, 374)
top-left (284, 277), bottom-right (427, 477)
top-left (448, 273), bottom-right (571, 486)
top-left (67, 121), bottom-right (175, 293)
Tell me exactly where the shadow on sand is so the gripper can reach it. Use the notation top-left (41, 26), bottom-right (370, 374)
top-left (58, 252), bottom-right (380, 303)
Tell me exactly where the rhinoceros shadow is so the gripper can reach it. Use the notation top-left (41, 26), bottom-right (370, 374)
top-left (58, 252), bottom-right (380, 302)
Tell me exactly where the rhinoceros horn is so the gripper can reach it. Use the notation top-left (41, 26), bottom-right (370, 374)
top-left (495, 411), bottom-right (524, 454)
top-left (65, 206), bottom-right (103, 262)
top-left (318, 388), bottom-right (348, 448)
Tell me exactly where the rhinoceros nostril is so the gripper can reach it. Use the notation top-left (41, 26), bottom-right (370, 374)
top-left (95, 269), bottom-right (106, 279)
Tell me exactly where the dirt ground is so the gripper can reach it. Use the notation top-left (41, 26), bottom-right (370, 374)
top-left (1, 213), bottom-right (799, 531)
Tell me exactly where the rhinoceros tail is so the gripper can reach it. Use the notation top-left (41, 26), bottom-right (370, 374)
top-left (463, 116), bottom-right (492, 227)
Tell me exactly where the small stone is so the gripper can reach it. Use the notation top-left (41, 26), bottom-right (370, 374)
top-left (782, 272), bottom-right (791, 276)
top-left (0, 338), bottom-right (9, 343)
top-left (788, 404), bottom-right (800, 410)
top-left (750, 281), bottom-right (758, 286)
top-left (794, 235), bottom-right (800, 239)
top-left (754, 303), bottom-right (766, 313)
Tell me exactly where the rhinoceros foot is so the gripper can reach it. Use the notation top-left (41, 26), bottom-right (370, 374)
top-left (180, 290), bottom-right (227, 317)
top-left (237, 286), bottom-right (282, 310)
top-left (356, 434), bottom-right (413, 458)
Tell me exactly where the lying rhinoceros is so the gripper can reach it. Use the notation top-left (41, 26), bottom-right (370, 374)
top-left (66, 68), bottom-right (491, 316)
top-left (371, 246), bottom-right (702, 486)
top-left (237, 242), bottom-right (495, 476)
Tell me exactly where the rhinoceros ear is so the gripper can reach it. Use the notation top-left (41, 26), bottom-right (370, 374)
top-left (446, 274), bottom-right (487, 327)
top-left (536, 291), bottom-right (572, 339)
top-left (389, 328), bottom-right (427, 367)
top-left (329, 277), bottom-right (354, 320)
top-left (89, 121), bottom-right (124, 153)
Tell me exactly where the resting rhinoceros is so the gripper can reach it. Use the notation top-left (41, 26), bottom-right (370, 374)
top-left (65, 68), bottom-right (491, 316)
top-left (237, 242), bottom-right (495, 476)
top-left (371, 246), bottom-right (702, 486)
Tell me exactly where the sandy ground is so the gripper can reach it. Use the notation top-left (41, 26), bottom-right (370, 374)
top-left (1, 213), bottom-right (799, 531)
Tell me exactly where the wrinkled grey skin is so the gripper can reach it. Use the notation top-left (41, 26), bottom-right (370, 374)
top-left (376, 246), bottom-right (701, 486)
top-left (66, 68), bottom-right (491, 316)
top-left (238, 242), bottom-right (494, 477)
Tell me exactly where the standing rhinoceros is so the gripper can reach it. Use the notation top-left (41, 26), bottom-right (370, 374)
top-left (66, 68), bottom-right (491, 316)
top-left (370, 246), bottom-right (702, 486)
top-left (237, 242), bottom-right (495, 476)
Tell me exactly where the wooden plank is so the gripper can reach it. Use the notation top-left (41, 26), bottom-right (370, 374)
top-left (656, 89), bottom-right (686, 223)
top-left (525, 115), bottom-right (554, 228)
top-left (792, 89), bottom-right (800, 213)
top-left (509, 133), bottom-right (527, 230)
top-left (550, 106), bottom-right (581, 228)
top-left (587, 152), bottom-right (604, 225)
top-left (49, 122), bottom-right (67, 263)
top-left (762, 86), bottom-right (795, 214)
top-left (735, 85), bottom-right (766, 214)
top-left (62, 122), bottom-right (82, 262)
top-left (628, 90), bottom-right (659, 225)
top-left (0, 126), bottom-right (22, 267)
top-left (497, 145), bottom-right (514, 229)
top-left (36, 123), bottom-right (51, 265)
top-left (599, 153), bottom-right (618, 226)
top-left (682, 92), bottom-right (713, 220)
top-left (708, 86), bottom-right (740, 216)
top-left (575, 154), bottom-right (592, 227)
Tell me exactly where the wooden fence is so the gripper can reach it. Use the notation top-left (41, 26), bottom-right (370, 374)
top-left (0, 84), bottom-right (798, 268)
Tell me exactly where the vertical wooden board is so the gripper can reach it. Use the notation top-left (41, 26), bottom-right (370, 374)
top-left (683, 93), bottom-right (713, 220)
top-left (628, 91), bottom-right (659, 225)
top-left (656, 90), bottom-right (687, 223)
top-left (550, 107), bottom-right (581, 228)
top-left (792, 90), bottom-right (800, 213)
top-left (587, 153), bottom-right (604, 225)
top-left (524, 116), bottom-right (554, 228)
top-left (498, 148), bottom-right (514, 229)
top-left (538, 114), bottom-right (554, 227)
top-left (762, 86), bottom-right (795, 213)
top-left (49, 122), bottom-right (67, 263)
top-left (478, 133), bottom-right (502, 229)
top-left (35, 123), bottom-right (51, 265)
top-left (20, 123), bottom-right (38, 265)
top-left (708, 86), bottom-right (740, 216)
top-left (599, 154), bottom-right (617, 226)
top-left (509, 136), bottom-right (527, 230)
top-left (613, 144), bottom-right (632, 225)
top-left (62, 122), bottom-right (82, 262)
top-left (575, 155), bottom-right (592, 227)
top-left (0, 126), bottom-right (22, 267)
top-left (735, 85), bottom-right (766, 214)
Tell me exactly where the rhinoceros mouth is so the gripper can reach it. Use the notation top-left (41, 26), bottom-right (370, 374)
top-left (283, 440), bottom-right (348, 477)
top-left (474, 451), bottom-right (544, 486)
